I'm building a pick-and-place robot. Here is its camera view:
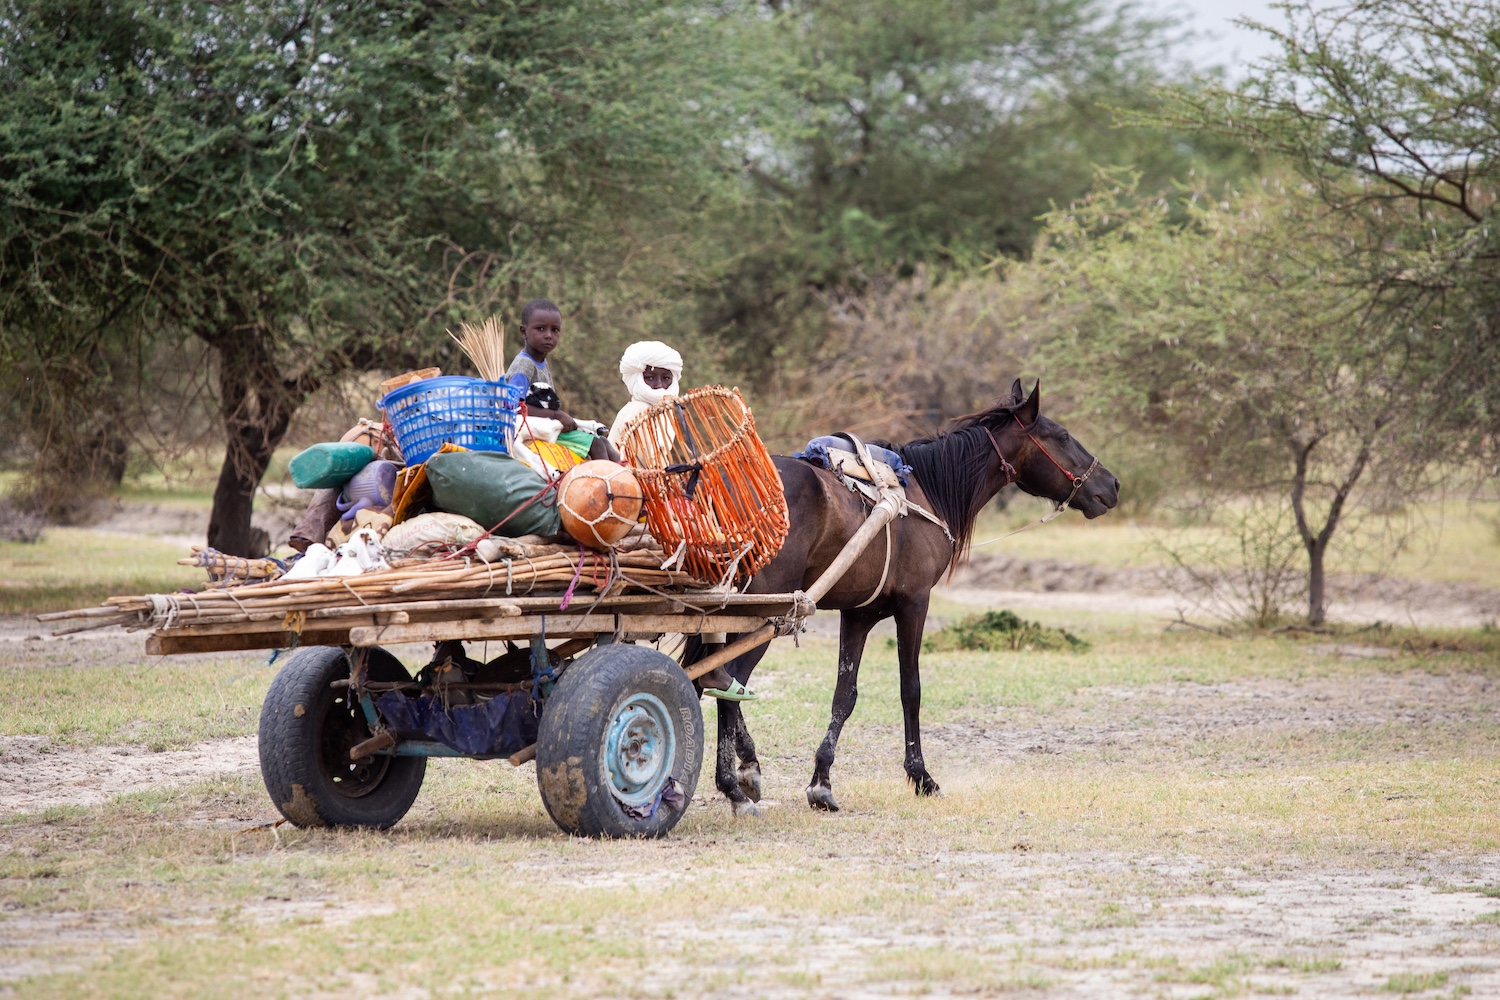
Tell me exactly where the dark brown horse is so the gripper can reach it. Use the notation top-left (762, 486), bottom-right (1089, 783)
top-left (685, 380), bottom-right (1119, 814)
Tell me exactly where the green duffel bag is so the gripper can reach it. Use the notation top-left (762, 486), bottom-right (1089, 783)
top-left (425, 450), bottom-right (562, 538)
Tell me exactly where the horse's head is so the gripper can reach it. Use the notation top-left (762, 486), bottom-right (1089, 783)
top-left (992, 379), bottom-right (1119, 519)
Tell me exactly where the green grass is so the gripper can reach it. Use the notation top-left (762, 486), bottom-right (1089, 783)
top-left (0, 649), bottom-right (271, 749)
top-left (0, 529), bottom-right (202, 614)
top-left (1382, 971), bottom-right (1450, 993)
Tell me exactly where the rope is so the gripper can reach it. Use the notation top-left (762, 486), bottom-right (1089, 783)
top-left (558, 547), bottom-right (587, 611)
top-left (149, 593), bottom-right (181, 629)
top-left (711, 540), bottom-right (754, 608)
top-left (441, 477), bottom-right (560, 561)
top-left (969, 503), bottom-right (1074, 549)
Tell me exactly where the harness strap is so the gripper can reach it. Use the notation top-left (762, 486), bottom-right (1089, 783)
top-left (833, 431), bottom-right (883, 486)
top-left (984, 428), bottom-right (1018, 483)
top-left (854, 520), bottom-right (893, 609)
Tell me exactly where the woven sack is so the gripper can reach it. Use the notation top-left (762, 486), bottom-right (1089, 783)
top-left (426, 451), bottom-right (562, 538)
top-left (618, 386), bottom-right (788, 584)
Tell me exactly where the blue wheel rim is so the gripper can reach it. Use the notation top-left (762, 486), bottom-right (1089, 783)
top-left (603, 692), bottom-right (675, 808)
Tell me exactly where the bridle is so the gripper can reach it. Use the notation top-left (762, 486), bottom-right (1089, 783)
top-left (984, 418), bottom-right (1100, 523)
top-left (1019, 419), bottom-right (1099, 512)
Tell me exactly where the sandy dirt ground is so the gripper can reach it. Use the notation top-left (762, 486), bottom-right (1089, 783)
top-left (5, 652), bottom-right (1500, 994)
top-left (5, 528), bottom-right (1500, 994)
top-left (648, 857), bottom-right (1500, 999)
top-left (0, 735), bottom-right (260, 814)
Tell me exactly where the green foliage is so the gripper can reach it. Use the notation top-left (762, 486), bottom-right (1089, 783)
top-left (0, 0), bottom-right (755, 544)
top-left (923, 609), bottom-right (1089, 653)
top-left (1025, 174), bottom-right (1472, 622)
top-left (1141, 0), bottom-right (1500, 455)
top-left (700, 0), bottom-right (1255, 384)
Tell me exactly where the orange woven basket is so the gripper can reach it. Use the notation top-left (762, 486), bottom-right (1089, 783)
top-left (619, 386), bottom-right (789, 585)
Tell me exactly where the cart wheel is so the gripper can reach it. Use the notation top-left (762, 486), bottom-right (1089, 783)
top-left (259, 645), bottom-right (426, 829)
top-left (535, 644), bottom-right (703, 838)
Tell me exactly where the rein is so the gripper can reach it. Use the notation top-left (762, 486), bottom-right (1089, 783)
top-left (971, 422), bottom-right (1099, 551)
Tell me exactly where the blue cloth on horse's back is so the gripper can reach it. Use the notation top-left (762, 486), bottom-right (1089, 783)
top-left (375, 690), bottom-right (538, 756)
top-left (793, 435), bottom-right (911, 486)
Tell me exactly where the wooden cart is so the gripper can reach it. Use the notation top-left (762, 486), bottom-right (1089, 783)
top-left (42, 489), bottom-right (891, 838)
top-left (129, 589), bottom-right (812, 838)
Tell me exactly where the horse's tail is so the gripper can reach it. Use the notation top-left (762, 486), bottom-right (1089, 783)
top-left (679, 633), bottom-right (707, 672)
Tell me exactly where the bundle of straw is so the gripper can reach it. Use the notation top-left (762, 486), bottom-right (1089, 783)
top-left (449, 316), bottom-right (508, 382)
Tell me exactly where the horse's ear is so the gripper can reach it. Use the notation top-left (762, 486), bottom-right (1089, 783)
top-left (1009, 378), bottom-right (1024, 403)
top-left (1016, 380), bottom-right (1040, 426)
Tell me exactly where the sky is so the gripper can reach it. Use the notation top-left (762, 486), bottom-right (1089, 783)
top-left (1162, 0), bottom-right (1286, 76)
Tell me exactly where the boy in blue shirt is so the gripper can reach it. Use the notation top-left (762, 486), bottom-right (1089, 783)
top-left (507, 299), bottom-right (577, 432)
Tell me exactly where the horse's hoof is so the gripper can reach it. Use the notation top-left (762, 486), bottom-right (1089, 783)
top-left (912, 775), bottom-right (942, 797)
top-left (737, 766), bottom-right (763, 803)
top-left (732, 799), bottom-right (761, 818)
top-left (805, 785), bottom-right (840, 812)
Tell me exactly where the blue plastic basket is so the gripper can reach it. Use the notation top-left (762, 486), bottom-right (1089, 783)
top-left (379, 376), bottom-right (521, 465)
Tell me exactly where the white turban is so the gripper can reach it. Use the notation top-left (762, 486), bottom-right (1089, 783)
top-left (619, 341), bottom-right (683, 407)
top-left (610, 341), bottom-right (684, 453)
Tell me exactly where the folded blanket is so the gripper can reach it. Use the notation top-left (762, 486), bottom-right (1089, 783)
top-left (793, 434), bottom-right (912, 486)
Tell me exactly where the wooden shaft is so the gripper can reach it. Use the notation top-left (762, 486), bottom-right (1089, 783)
top-left (349, 731), bottom-right (396, 760)
top-left (508, 744), bottom-right (537, 767)
top-left (802, 497), bottom-right (899, 604)
top-left (685, 625), bottom-right (776, 681)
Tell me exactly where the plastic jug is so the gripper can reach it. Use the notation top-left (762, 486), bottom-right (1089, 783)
top-left (288, 442), bottom-right (375, 490)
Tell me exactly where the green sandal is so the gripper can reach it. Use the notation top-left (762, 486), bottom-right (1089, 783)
top-left (703, 679), bottom-right (759, 701)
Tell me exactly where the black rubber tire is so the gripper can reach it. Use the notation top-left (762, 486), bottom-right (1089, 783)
top-left (535, 644), bottom-right (703, 838)
top-left (258, 645), bottom-right (427, 829)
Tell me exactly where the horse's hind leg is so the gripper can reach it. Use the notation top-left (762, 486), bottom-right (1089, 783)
top-left (711, 639), bottom-right (772, 817)
top-left (732, 710), bottom-right (762, 802)
top-left (715, 701), bottom-right (759, 817)
top-left (806, 610), bottom-right (879, 812)
top-left (895, 593), bottom-right (940, 796)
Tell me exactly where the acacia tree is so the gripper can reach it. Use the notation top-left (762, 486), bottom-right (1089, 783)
top-left (0, 0), bottom-right (749, 553)
top-left (1033, 179), bottom-right (1461, 625)
top-left (1146, 0), bottom-right (1500, 454)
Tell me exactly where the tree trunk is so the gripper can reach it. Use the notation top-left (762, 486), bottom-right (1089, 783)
top-left (205, 353), bottom-right (302, 557)
top-left (1306, 537), bottom-right (1327, 626)
top-left (1286, 426), bottom-right (1378, 628)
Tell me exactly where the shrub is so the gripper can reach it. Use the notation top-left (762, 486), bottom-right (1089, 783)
top-left (923, 610), bottom-right (1088, 653)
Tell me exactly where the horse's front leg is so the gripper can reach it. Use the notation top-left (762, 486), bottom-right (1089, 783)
top-left (895, 593), bottom-right (940, 796)
top-left (806, 610), bottom-right (879, 812)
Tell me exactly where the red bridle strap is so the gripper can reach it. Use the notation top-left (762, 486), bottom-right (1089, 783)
top-left (1023, 426), bottom-right (1081, 484)
top-left (967, 420), bottom-right (1101, 551)
top-left (1012, 419), bottom-right (1100, 506)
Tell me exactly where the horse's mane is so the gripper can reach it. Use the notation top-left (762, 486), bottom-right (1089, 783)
top-left (885, 401), bottom-right (1020, 567)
